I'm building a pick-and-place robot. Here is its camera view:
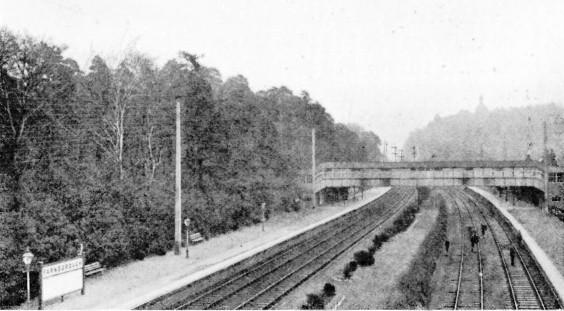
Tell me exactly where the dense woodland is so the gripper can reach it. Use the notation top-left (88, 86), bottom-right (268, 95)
top-left (0, 29), bottom-right (382, 305)
top-left (404, 102), bottom-right (564, 165)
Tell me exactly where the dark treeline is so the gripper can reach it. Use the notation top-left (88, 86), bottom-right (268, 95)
top-left (0, 29), bottom-right (381, 305)
top-left (404, 102), bottom-right (564, 164)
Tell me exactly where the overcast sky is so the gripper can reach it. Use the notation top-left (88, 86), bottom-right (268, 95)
top-left (2, 0), bottom-right (564, 148)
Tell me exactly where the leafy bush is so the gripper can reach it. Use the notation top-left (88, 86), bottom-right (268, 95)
top-left (372, 233), bottom-right (389, 249)
top-left (303, 294), bottom-right (325, 309)
top-left (302, 284), bottom-right (336, 309)
top-left (132, 249), bottom-right (146, 260)
top-left (150, 243), bottom-right (168, 256)
top-left (323, 283), bottom-right (336, 297)
top-left (374, 233), bottom-right (389, 244)
top-left (343, 268), bottom-right (352, 279)
top-left (383, 203), bottom-right (420, 237)
top-left (354, 250), bottom-right (375, 266)
top-left (343, 261), bottom-right (358, 279)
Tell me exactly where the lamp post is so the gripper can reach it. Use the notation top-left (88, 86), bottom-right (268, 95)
top-left (184, 218), bottom-right (190, 259)
top-left (22, 247), bottom-right (34, 303)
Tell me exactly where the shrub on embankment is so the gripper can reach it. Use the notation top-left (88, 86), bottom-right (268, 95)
top-left (343, 261), bottom-right (358, 279)
top-left (354, 250), bottom-right (375, 266)
top-left (383, 202), bottom-right (420, 237)
top-left (343, 198), bottom-right (420, 279)
top-left (301, 283), bottom-right (337, 309)
top-left (389, 194), bottom-right (448, 309)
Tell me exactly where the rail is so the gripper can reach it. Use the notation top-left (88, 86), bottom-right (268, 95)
top-left (444, 190), bottom-right (483, 310)
top-left (154, 188), bottom-right (414, 310)
top-left (462, 190), bottom-right (544, 309)
top-left (454, 189), bottom-right (484, 310)
top-left (238, 190), bottom-right (416, 310)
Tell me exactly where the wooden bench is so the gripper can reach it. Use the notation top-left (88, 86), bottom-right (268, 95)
top-left (189, 232), bottom-right (204, 244)
top-left (84, 262), bottom-right (105, 277)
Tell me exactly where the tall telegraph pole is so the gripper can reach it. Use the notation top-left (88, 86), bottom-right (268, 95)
top-left (544, 120), bottom-right (549, 213)
top-left (312, 128), bottom-right (317, 208)
top-left (383, 141), bottom-right (388, 162)
top-left (174, 101), bottom-right (182, 255)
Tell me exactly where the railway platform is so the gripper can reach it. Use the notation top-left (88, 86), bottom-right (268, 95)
top-left (37, 187), bottom-right (390, 310)
top-left (470, 186), bottom-right (564, 304)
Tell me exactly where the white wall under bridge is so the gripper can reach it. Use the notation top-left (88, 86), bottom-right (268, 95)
top-left (313, 161), bottom-right (547, 194)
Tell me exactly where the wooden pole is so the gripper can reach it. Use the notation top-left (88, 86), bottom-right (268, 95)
top-left (174, 101), bottom-right (182, 255)
top-left (312, 128), bottom-right (317, 208)
top-left (544, 167), bottom-right (549, 213)
top-left (544, 120), bottom-right (549, 213)
top-left (39, 262), bottom-right (43, 310)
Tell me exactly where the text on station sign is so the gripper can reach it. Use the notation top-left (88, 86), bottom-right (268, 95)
top-left (42, 258), bottom-right (83, 278)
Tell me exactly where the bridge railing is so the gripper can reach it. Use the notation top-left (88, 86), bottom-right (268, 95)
top-left (313, 161), bottom-right (548, 193)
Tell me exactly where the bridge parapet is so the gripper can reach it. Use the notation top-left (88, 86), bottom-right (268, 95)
top-left (313, 161), bottom-right (547, 194)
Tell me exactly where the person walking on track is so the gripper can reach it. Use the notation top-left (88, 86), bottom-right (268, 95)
top-left (445, 240), bottom-right (450, 254)
top-left (470, 234), bottom-right (479, 252)
top-left (510, 247), bottom-right (516, 266)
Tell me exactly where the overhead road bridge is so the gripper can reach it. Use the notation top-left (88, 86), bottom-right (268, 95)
top-left (313, 161), bottom-right (564, 207)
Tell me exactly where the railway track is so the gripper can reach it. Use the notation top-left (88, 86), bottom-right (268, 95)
top-left (197, 189), bottom-right (415, 310)
top-left (461, 189), bottom-right (562, 310)
top-left (454, 192), bottom-right (484, 310)
top-left (436, 190), bottom-right (483, 310)
top-left (137, 187), bottom-right (416, 310)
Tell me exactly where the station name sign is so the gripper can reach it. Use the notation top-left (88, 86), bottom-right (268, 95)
top-left (42, 258), bottom-right (83, 278)
top-left (41, 256), bottom-right (84, 305)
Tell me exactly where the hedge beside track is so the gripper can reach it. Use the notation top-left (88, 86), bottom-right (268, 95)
top-left (342, 197), bottom-right (420, 279)
top-left (389, 194), bottom-right (448, 309)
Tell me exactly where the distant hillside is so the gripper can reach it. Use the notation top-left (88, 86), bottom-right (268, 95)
top-left (404, 103), bottom-right (564, 165)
